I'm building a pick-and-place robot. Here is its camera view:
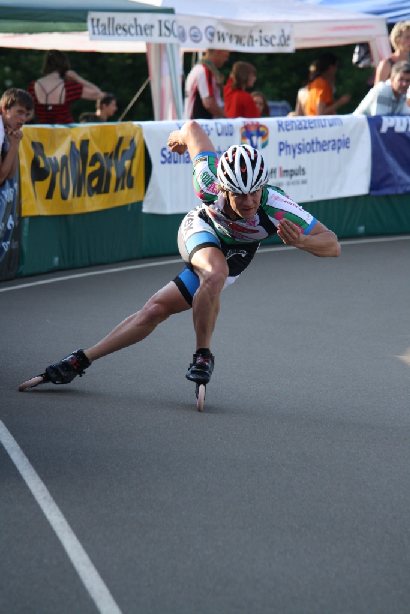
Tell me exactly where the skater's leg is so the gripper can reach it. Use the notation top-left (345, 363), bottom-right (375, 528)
top-left (85, 281), bottom-right (190, 362)
top-left (184, 247), bottom-right (227, 385)
top-left (190, 247), bottom-right (228, 351)
top-left (19, 282), bottom-right (190, 390)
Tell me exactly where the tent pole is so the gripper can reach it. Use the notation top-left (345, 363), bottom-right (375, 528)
top-left (118, 77), bottom-right (151, 122)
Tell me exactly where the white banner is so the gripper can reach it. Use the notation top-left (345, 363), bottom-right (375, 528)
top-left (141, 120), bottom-right (242, 214)
top-left (88, 12), bottom-right (180, 44)
top-left (140, 115), bottom-right (371, 215)
top-left (87, 12), bottom-right (293, 52)
top-left (260, 114), bottom-right (371, 203)
top-left (176, 16), bottom-right (294, 53)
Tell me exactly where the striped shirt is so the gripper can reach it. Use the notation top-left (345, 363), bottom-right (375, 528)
top-left (28, 80), bottom-right (83, 124)
top-left (184, 62), bottom-right (223, 120)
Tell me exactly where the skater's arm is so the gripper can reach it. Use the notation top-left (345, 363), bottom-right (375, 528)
top-left (277, 219), bottom-right (341, 257)
top-left (167, 120), bottom-right (215, 159)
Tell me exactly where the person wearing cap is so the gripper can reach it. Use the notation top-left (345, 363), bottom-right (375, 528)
top-left (20, 121), bottom-right (340, 390)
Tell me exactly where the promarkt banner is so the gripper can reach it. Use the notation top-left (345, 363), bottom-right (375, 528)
top-left (88, 12), bottom-right (180, 43)
top-left (177, 16), bottom-right (294, 52)
top-left (19, 123), bottom-right (145, 217)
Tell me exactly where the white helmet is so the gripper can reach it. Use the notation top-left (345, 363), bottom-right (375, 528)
top-left (217, 145), bottom-right (268, 194)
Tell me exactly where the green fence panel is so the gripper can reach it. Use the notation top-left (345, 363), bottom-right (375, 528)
top-left (17, 193), bottom-right (410, 278)
top-left (19, 202), bottom-right (141, 276)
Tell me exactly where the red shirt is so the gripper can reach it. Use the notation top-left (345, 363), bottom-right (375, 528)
top-left (28, 80), bottom-right (83, 124)
top-left (223, 78), bottom-right (261, 118)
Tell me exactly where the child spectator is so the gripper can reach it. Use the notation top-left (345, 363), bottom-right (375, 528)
top-left (224, 62), bottom-right (260, 118)
top-left (79, 94), bottom-right (118, 123)
top-left (0, 88), bottom-right (33, 185)
top-left (96, 93), bottom-right (118, 121)
top-left (251, 91), bottom-right (270, 116)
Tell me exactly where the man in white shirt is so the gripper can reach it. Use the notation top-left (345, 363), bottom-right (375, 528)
top-left (353, 61), bottom-right (410, 116)
top-left (184, 49), bottom-right (230, 119)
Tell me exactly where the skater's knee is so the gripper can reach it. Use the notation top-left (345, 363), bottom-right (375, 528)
top-left (140, 294), bottom-right (176, 325)
top-left (199, 266), bottom-right (228, 296)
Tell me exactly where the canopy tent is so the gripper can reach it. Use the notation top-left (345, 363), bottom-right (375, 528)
top-left (0, 0), bottom-right (184, 120)
top-left (133, 0), bottom-right (391, 63)
top-left (298, 1), bottom-right (410, 24)
top-left (0, 0), bottom-right (391, 120)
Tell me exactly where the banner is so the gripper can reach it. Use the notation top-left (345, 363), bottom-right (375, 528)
top-left (368, 116), bottom-right (410, 195)
top-left (87, 12), bottom-right (293, 52)
top-left (19, 123), bottom-right (145, 217)
top-left (0, 177), bottom-right (20, 281)
top-left (259, 114), bottom-right (371, 203)
top-left (141, 115), bottom-right (371, 214)
top-left (88, 12), bottom-right (180, 44)
top-left (176, 16), bottom-right (294, 53)
top-left (142, 120), bottom-right (242, 214)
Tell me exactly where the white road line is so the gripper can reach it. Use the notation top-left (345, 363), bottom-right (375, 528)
top-left (0, 421), bottom-right (122, 614)
top-left (1, 234), bottom-right (410, 294)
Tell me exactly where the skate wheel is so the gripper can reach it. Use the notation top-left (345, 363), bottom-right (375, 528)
top-left (18, 375), bottom-right (45, 391)
top-left (196, 384), bottom-right (206, 412)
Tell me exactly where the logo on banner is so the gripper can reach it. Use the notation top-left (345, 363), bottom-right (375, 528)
top-left (380, 117), bottom-right (410, 133)
top-left (176, 16), bottom-right (294, 52)
top-left (240, 122), bottom-right (269, 149)
top-left (189, 26), bottom-right (202, 44)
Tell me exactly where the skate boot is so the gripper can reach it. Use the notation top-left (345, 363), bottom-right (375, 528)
top-left (186, 350), bottom-right (215, 385)
top-left (44, 349), bottom-right (91, 385)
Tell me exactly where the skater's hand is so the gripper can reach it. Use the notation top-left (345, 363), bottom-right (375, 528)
top-left (167, 131), bottom-right (187, 155)
top-left (277, 218), bottom-right (305, 248)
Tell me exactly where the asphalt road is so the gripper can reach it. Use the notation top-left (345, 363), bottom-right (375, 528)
top-left (1, 236), bottom-right (410, 614)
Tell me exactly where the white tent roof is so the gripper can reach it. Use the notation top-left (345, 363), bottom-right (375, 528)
top-left (0, 31), bottom-right (146, 53)
top-left (134, 0), bottom-right (391, 61)
top-left (0, 0), bottom-right (390, 61)
top-left (0, 0), bottom-right (391, 119)
top-left (298, 0), bottom-right (410, 24)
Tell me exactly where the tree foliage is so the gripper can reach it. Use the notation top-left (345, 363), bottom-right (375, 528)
top-left (0, 45), bottom-right (376, 121)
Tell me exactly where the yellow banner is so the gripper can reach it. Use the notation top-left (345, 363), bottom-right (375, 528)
top-left (19, 123), bottom-right (145, 216)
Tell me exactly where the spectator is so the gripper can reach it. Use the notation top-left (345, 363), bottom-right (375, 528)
top-left (289, 61), bottom-right (317, 116)
top-left (78, 112), bottom-right (99, 123)
top-left (28, 50), bottom-right (104, 124)
top-left (78, 94), bottom-right (118, 123)
top-left (304, 52), bottom-right (351, 116)
top-left (224, 62), bottom-right (260, 118)
top-left (353, 61), bottom-right (410, 116)
top-left (184, 49), bottom-right (230, 119)
top-left (0, 88), bottom-right (33, 185)
top-left (251, 91), bottom-right (270, 116)
top-left (375, 21), bottom-right (410, 84)
top-left (96, 93), bottom-right (118, 121)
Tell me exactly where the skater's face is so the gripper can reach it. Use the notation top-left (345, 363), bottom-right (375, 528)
top-left (226, 189), bottom-right (262, 221)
